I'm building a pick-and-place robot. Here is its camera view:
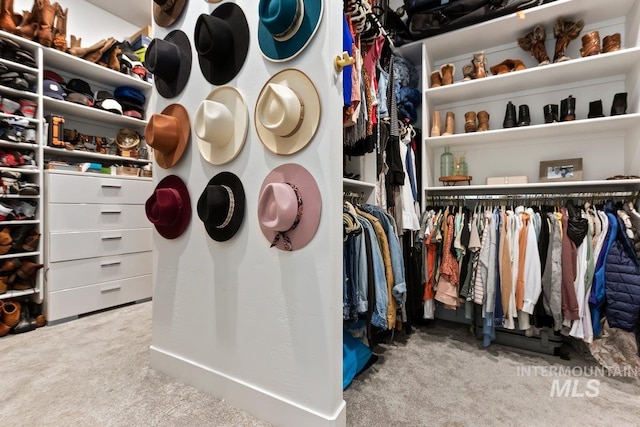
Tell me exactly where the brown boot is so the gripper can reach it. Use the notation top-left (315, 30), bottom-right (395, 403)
top-left (0, 320), bottom-right (10, 336)
top-left (464, 112), bottom-right (477, 133)
top-left (442, 112), bottom-right (455, 136)
top-left (21, 230), bottom-right (40, 252)
top-left (431, 110), bottom-right (441, 137)
top-left (14, 0), bottom-right (40, 40)
top-left (68, 38), bottom-right (106, 58)
top-left (52, 2), bottom-right (66, 51)
top-left (0, 227), bottom-right (12, 246)
top-left (2, 300), bottom-right (20, 327)
top-left (430, 70), bottom-right (441, 88)
top-left (17, 260), bottom-right (43, 280)
top-left (85, 38), bottom-right (116, 63)
top-left (602, 33), bottom-right (621, 53)
top-left (440, 64), bottom-right (455, 86)
top-left (473, 52), bottom-right (488, 79)
top-left (477, 111), bottom-right (490, 131)
top-left (107, 46), bottom-right (121, 71)
top-left (0, 276), bottom-right (7, 294)
top-left (0, 0), bottom-right (17, 32)
top-left (37, 0), bottom-right (55, 47)
top-left (69, 34), bottom-right (81, 49)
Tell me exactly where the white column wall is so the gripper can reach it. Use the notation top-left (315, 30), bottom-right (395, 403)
top-left (147, 2), bottom-right (345, 427)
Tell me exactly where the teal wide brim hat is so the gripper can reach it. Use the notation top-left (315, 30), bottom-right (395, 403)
top-left (257, 0), bottom-right (323, 62)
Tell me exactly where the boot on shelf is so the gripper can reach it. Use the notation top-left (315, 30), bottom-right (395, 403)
top-left (37, 0), bottom-right (55, 47)
top-left (0, 276), bottom-right (7, 294)
top-left (68, 38), bottom-right (106, 58)
top-left (472, 51), bottom-right (488, 79)
top-left (69, 34), bottom-right (81, 49)
top-left (543, 104), bottom-right (559, 123)
top-left (587, 100), bottom-right (604, 118)
top-left (14, 0), bottom-right (40, 40)
top-left (0, 0), bottom-right (19, 33)
top-left (580, 30), bottom-right (600, 57)
top-left (477, 111), bottom-right (490, 131)
top-left (602, 33), bottom-right (621, 53)
top-left (461, 63), bottom-right (474, 81)
top-left (553, 17), bottom-right (584, 63)
top-left (11, 301), bottom-right (35, 334)
top-left (106, 45), bottom-right (122, 71)
top-left (464, 111), bottom-right (477, 133)
top-left (16, 259), bottom-right (43, 280)
top-left (431, 110), bottom-right (441, 137)
top-left (611, 92), bottom-right (627, 116)
top-left (503, 101), bottom-right (517, 128)
top-left (560, 95), bottom-right (576, 121)
top-left (440, 63), bottom-right (454, 86)
top-left (83, 37), bottom-right (115, 63)
top-left (442, 112), bottom-right (455, 136)
top-left (52, 2), bottom-right (67, 51)
top-left (517, 105), bottom-right (531, 126)
top-left (1, 300), bottom-right (20, 328)
top-left (518, 25), bottom-right (550, 66)
top-left (430, 70), bottom-right (441, 88)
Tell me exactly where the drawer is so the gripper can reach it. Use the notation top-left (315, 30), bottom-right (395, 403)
top-left (47, 251), bottom-right (152, 292)
top-left (47, 173), bottom-right (152, 204)
top-left (47, 274), bottom-right (152, 321)
top-left (49, 228), bottom-right (152, 262)
top-left (48, 203), bottom-right (149, 232)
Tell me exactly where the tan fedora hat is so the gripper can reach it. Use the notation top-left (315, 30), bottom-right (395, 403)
top-left (194, 86), bottom-right (248, 165)
top-left (153, 0), bottom-right (187, 28)
top-left (254, 68), bottom-right (321, 155)
top-left (144, 104), bottom-right (190, 169)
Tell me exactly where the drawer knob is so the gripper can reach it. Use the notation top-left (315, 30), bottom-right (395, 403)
top-left (101, 210), bottom-right (122, 214)
top-left (101, 235), bottom-right (122, 241)
top-left (101, 183), bottom-right (122, 189)
top-left (100, 284), bottom-right (121, 293)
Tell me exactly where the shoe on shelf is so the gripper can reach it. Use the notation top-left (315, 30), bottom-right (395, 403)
top-left (17, 260), bottom-right (43, 280)
top-left (0, 203), bottom-right (13, 221)
top-left (0, 276), bottom-right (7, 294)
top-left (1, 300), bottom-right (20, 327)
top-left (10, 300), bottom-right (35, 334)
top-left (21, 229), bottom-right (40, 252)
top-left (0, 258), bottom-right (21, 272)
top-left (0, 227), bottom-right (12, 246)
top-left (12, 277), bottom-right (35, 290)
top-left (10, 225), bottom-right (30, 250)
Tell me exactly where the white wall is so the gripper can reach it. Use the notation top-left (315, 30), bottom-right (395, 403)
top-left (148, 2), bottom-right (345, 427)
top-left (14, 0), bottom-right (141, 45)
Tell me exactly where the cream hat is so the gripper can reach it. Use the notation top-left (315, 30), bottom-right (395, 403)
top-left (194, 86), bottom-right (248, 165)
top-left (254, 68), bottom-right (321, 155)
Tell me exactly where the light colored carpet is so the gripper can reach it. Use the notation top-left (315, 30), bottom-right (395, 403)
top-left (1, 301), bottom-right (639, 426)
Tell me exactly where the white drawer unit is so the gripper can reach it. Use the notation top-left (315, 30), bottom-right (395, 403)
top-left (48, 203), bottom-right (149, 232)
top-left (47, 275), bottom-right (153, 321)
top-left (47, 172), bottom-right (152, 205)
top-left (45, 171), bottom-right (154, 322)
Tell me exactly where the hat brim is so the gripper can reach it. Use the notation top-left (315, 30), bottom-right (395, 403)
top-left (196, 3), bottom-right (250, 85)
top-left (153, 0), bottom-right (187, 27)
top-left (154, 103), bottom-right (191, 169)
top-left (197, 172), bottom-right (245, 242)
top-left (150, 175), bottom-right (192, 239)
top-left (258, 0), bottom-right (323, 62)
top-left (255, 69), bottom-right (321, 155)
top-left (258, 163), bottom-right (321, 251)
top-left (196, 86), bottom-right (248, 166)
top-left (154, 30), bottom-right (192, 99)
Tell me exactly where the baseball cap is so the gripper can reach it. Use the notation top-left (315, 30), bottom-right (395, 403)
top-left (43, 79), bottom-right (65, 100)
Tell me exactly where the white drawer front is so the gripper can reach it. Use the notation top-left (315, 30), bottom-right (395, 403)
top-left (49, 228), bottom-right (152, 262)
top-left (48, 203), bottom-right (150, 232)
top-left (47, 275), bottom-right (152, 321)
top-left (47, 251), bottom-right (152, 292)
top-left (47, 173), bottom-right (152, 204)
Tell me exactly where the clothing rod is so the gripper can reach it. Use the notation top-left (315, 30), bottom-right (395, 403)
top-left (425, 191), bottom-right (639, 202)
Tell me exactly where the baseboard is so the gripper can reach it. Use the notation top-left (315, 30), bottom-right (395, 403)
top-left (149, 345), bottom-right (346, 427)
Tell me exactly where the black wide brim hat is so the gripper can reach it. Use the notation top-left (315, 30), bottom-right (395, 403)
top-left (194, 3), bottom-right (250, 85)
top-left (152, 30), bottom-right (192, 98)
top-left (197, 171), bottom-right (245, 242)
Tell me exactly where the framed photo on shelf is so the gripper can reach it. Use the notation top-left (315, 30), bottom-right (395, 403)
top-left (539, 158), bottom-right (583, 182)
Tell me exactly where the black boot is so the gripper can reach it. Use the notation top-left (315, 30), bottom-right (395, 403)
top-left (561, 95), bottom-right (576, 121)
top-left (518, 105), bottom-right (531, 126)
top-left (11, 301), bottom-right (36, 334)
top-left (588, 100), bottom-right (604, 118)
top-left (503, 101), bottom-right (517, 128)
top-left (10, 225), bottom-right (31, 251)
top-left (611, 92), bottom-right (627, 116)
top-left (543, 104), bottom-right (559, 123)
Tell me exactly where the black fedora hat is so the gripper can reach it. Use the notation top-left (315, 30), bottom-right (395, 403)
top-left (197, 171), bottom-right (245, 242)
top-left (145, 29), bottom-right (192, 98)
top-left (194, 3), bottom-right (250, 85)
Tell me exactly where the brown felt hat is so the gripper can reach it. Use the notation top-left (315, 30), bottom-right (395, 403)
top-left (153, 0), bottom-right (188, 27)
top-left (144, 104), bottom-right (190, 169)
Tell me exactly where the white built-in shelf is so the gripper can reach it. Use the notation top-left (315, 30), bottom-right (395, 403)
top-left (0, 139), bottom-right (37, 150)
top-left (0, 112), bottom-right (39, 125)
top-left (343, 178), bottom-right (376, 190)
top-left (0, 85), bottom-right (38, 101)
top-left (0, 251), bottom-right (40, 260)
top-left (0, 167), bottom-right (39, 174)
top-left (0, 29), bottom-right (40, 53)
top-left (42, 47), bottom-right (152, 92)
top-left (0, 288), bottom-right (37, 300)
top-left (400, 0), bottom-right (636, 61)
top-left (426, 113), bottom-right (640, 148)
top-left (45, 169), bottom-right (152, 181)
top-left (425, 47), bottom-right (640, 105)
top-left (0, 219), bottom-right (40, 225)
top-left (425, 179), bottom-right (640, 196)
top-left (44, 146), bottom-right (152, 164)
top-left (0, 57), bottom-right (38, 73)
top-left (43, 96), bottom-right (148, 127)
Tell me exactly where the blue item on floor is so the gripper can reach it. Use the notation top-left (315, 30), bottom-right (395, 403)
top-left (343, 330), bottom-right (373, 390)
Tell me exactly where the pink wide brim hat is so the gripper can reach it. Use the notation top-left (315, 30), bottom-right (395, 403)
top-left (257, 163), bottom-right (322, 251)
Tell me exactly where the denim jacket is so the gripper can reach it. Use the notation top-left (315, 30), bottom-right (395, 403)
top-left (358, 216), bottom-right (389, 330)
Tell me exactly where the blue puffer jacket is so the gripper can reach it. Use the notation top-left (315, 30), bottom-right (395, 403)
top-left (604, 207), bottom-right (640, 336)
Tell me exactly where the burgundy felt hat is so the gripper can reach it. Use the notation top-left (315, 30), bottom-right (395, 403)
top-left (258, 163), bottom-right (321, 251)
top-left (146, 175), bottom-right (192, 239)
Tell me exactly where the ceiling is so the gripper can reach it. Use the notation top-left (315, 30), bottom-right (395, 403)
top-left (84, 0), bottom-right (151, 30)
